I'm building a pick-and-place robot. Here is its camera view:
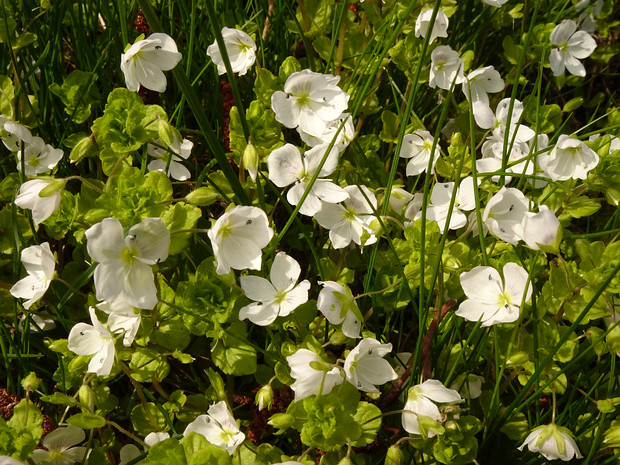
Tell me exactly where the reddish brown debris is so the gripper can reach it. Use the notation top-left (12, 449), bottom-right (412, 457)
top-left (134, 8), bottom-right (150, 35)
top-left (245, 386), bottom-right (294, 444)
top-left (0, 388), bottom-right (21, 419)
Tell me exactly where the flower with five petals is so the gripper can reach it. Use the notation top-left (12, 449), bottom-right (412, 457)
top-left (344, 338), bottom-right (398, 393)
top-left (455, 262), bottom-right (532, 326)
top-left (121, 33), bottom-right (182, 92)
top-left (239, 252), bottom-right (310, 326)
top-left (67, 307), bottom-right (116, 376)
top-left (549, 19), bottom-right (596, 77)
top-left (207, 206), bottom-right (274, 275)
top-left (207, 27), bottom-right (257, 76)
top-left (31, 425), bottom-right (87, 465)
top-left (10, 242), bottom-right (55, 310)
top-left (85, 217), bottom-right (170, 309)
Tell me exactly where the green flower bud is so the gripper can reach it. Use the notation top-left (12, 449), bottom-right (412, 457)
top-left (158, 119), bottom-right (180, 149)
top-left (243, 143), bottom-right (259, 182)
top-left (38, 179), bottom-right (66, 197)
top-left (385, 445), bottom-right (404, 465)
top-left (21, 372), bottom-right (41, 392)
top-left (186, 186), bottom-right (218, 206)
top-left (255, 384), bottom-right (274, 411)
top-left (268, 413), bottom-right (295, 430)
top-left (78, 385), bottom-right (96, 412)
top-left (69, 136), bottom-right (95, 163)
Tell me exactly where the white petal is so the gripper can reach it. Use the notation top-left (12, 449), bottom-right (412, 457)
top-left (502, 262), bottom-right (532, 305)
top-left (268, 144), bottom-right (303, 187)
top-left (239, 301), bottom-right (280, 326)
top-left (270, 252), bottom-right (301, 291)
top-left (128, 217), bottom-right (170, 265)
top-left (418, 379), bottom-right (462, 403)
top-left (124, 261), bottom-right (158, 310)
top-left (278, 280), bottom-right (310, 316)
top-left (68, 323), bottom-right (104, 356)
top-left (86, 218), bottom-right (126, 263)
top-left (240, 275), bottom-right (277, 302)
top-left (459, 266), bottom-right (503, 303)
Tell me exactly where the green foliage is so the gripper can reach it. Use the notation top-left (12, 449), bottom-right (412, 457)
top-left (49, 70), bottom-right (101, 123)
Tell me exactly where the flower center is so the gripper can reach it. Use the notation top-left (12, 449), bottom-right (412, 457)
top-left (497, 290), bottom-right (513, 309)
top-left (121, 246), bottom-right (138, 265)
top-left (218, 219), bottom-right (232, 239)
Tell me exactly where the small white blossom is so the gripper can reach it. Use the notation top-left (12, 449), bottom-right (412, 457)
top-left (67, 307), bottom-right (116, 376)
top-left (17, 137), bottom-right (63, 176)
top-left (399, 130), bottom-right (441, 176)
top-left (456, 262), bottom-right (532, 326)
top-left (519, 424), bottom-right (582, 461)
top-left (298, 113), bottom-right (355, 151)
top-left (482, 187), bottom-right (530, 244)
top-left (267, 143), bottom-right (348, 217)
top-left (415, 9), bottom-right (449, 44)
top-left (10, 242), bottom-right (55, 310)
top-left (402, 379), bottom-right (462, 437)
top-left (97, 297), bottom-right (141, 347)
top-left (147, 137), bottom-right (192, 181)
top-left (184, 401), bottom-right (245, 455)
top-left (207, 206), bottom-right (274, 275)
top-left (271, 70), bottom-right (350, 138)
top-left (1, 118), bottom-right (33, 152)
top-left (538, 134), bottom-right (599, 181)
top-left (429, 46), bottom-right (465, 90)
top-left (31, 425), bottom-right (87, 465)
top-left (86, 218), bottom-right (170, 309)
top-left (414, 178), bottom-right (476, 231)
top-left (317, 281), bottom-right (362, 339)
top-left (121, 33), bottom-right (182, 92)
top-left (520, 205), bottom-right (562, 253)
top-left (286, 349), bottom-right (344, 401)
top-left (549, 19), bottom-right (596, 77)
top-left (239, 252), bottom-right (310, 326)
top-left (344, 338), bottom-right (397, 392)
top-left (207, 27), bottom-right (257, 76)
top-left (314, 185), bottom-right (378, 249)
top-left (14, 179), bottom-right (62, 227)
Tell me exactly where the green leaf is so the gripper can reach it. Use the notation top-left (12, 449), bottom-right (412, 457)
top-left (181, 432), bottom-right (233, 465)
top-left (49, 70), bottom-right (100, 123)
top-left (0, 75), bottom-right (15, 115)
top-left (146, 438), bottom-right (186, 465)
top-left (40, 392), bottom-right (79, 407)
top-left (162, 203), bottom-right (202, 255)
top-left (379, 110), bottom-right (399, 144)
top-left (211, 323), bottom-right (257, 375)
top-left (351, 402), bottom-right (382, 447)
top-left (67, 412), bottom-right (106, 429)
top-left (7, 399), bottom-right (43, 460)
top-left (130, 347), bottom-right (170, 383)
top-left (130, 403), bottom-right (168, 436)
top-left (151, 317), bottom-right (191, 351)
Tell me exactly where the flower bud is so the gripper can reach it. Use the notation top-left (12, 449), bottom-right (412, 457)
top-left (38, 178), bottom-right (65, 197)
top-left (337, 457), bottom-right (353, 465)
top-left (385, 444), bottom-right (405, 465)
top-left (21, 372), bottom-right (41, 392)
top-left (78, 385), bottom-right (96, 412)
top-left (255, 384), bottom-right (273, 411)
top-left (186, 186), bottom-right (218, 206)
top-left (521, 205), bottom-right (562, 254)
top-left (243, 143), bottom-right (259, 182)
top-left (158, 119), bottom-right (180, 149)
top-left (267, 413), bottom-right (295, 430)
top-left (70, 136), bottom-right (95, 163)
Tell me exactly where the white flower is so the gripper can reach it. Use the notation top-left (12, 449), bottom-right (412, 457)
top-left (97, 297), bottom-right (141, 346)
top-left (389, 187), bottom-right (414, 215)
top-left (10, 242), bottom-right (55, 310)
top-left (429, 46), bottom-right (465, 90)
top-left (520, 205), bottom-right (562, 253)
top-left (314, 185), bottom-right (378, 249)
top-left (402, 379), bottom-right (462, 437)
top-left (1, 118), bottom-right (33, 152)
top-left (121, 33), bottom-right (182, 92)
top-left (239, 252), bottom-right (311, 326)
top-left (538, 134), bottom-right (599, 181)
top-left (119, 432), bottom-right (169, 465)
top-left (576, 0), bottom-right (604, 33)
top-left (476, 98), bottom-right (535, 142)
top-left (317, 281), bottom-right (362, 339)
top-left (147, 137), bottom-right (193, 181)
top-left (0, 456), bottom-right (25, 465)
top-left (399, 130), bottom-right (441, 176)
top-left (31, 425), bottom-right (87, 465)
top-left (271, 70), bottom-right (350, 138)
top-left (463, 66), bottom-right (504, 104)
top-left (415, 9), bottom-right (449, 44)
top-left (482, 187), bottom-right (530, 244)
top-left (14, 179), bottom-right (62, 226)
top-left (286, 349), bottom-right (344, 401)
top-left (414, 178), bottom-right (476, 231)
top-left (86, 218), bottom-right (170, 309)
top-left (519, 424), bottom-right (582, 461)
top-left (19, 313), bottom-right (56, 332)
top-left (267, 143), bottom-right (348, 217)
top-left (344, 338), bottom-right (397, 392)
top-left (17, 137), bottom-right (63, 176)
top-left (549, 19), bottom-right (596, 77)
top-left (183, 401), bottom-right (245, 454)
top-left (477, 132), bottom-right (537, 181)
top-left (207, 27), bottom-right (257, 76)
top-left (68, 307), bottom-right (116, 376)
top-left (207, 206), bottom-right (274, 275)
top-left (298, 113), bottom-right (355, 151)
top-left (456, 262), bottom-right (532, 326)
